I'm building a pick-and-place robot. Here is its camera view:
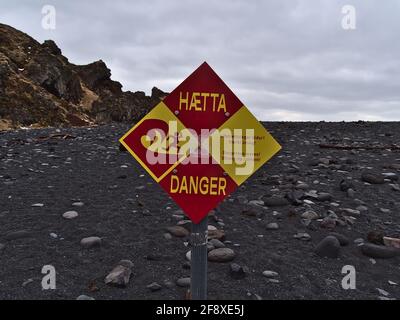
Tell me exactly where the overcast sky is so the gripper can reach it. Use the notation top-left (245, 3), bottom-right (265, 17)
top-left (1, 0), bottom-right (399, 121)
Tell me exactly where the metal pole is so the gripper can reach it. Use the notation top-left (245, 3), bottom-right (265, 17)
top-left (190, 216), bottom-right (208, 300)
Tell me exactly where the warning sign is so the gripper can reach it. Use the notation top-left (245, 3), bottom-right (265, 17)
top-left (120, 62), bottom-right (281, 223)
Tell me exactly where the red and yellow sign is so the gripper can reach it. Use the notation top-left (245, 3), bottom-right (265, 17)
top-left (120, 62), bottom-right (281, 223)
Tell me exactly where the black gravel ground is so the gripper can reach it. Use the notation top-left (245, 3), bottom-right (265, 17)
top-left (0, 122), bottom-right (399, 300)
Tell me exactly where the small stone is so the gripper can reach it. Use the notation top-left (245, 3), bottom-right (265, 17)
top-left (320, 217), bottom-right (336, 229)
top-left (294, 232), bottom-right (311, 241)
top-left (360, 243), bottom-right (400, 259)
top-left (389, 184), bottom-right (400, 191)
top-left (166, 226), bottom-right (189, 237)
top-left (347, 188), bottom-right (355, 198)
top-left (163, 233), bottom-right (172, 240)
top-left (319, 158), bottom-right (330, 165)
top-left (5, 230), bottom-right (34, 241)
top-left (229, 263), bottom-right (246, 279)
top-left (361, 172), bottom-right (385, 184)
top-left (248, 200), bottom-right (264, 206)
top-left (376, 288), bottom-right (389, 297)
top-left (241, 208), bottom-right (258, 217)
top-left (236, 195), bottom-right (248, 204)
top-left (343, 216), bottom-right (356, 225)
top-left (267, 279), bottom-right (280, 284)
top-left (72, 201), bottom-right (84, 207)
top-left (295, 183), bottom-right (309, 190)
top-left (341, 208), bottom-right (361, 216)
top-left (176, 277), bottom-right (191, 287)
top-left (208, 248), bottom-right (235, 262)
top-left (354, 238), bottom-right (364, 245)
top-left (62, 211), bottom-right (78, 219)
top-left (177, 220), bottom-right (192, 229)
top-left (22, 279), bottom-right (34, 287)
top-left (186, 251), bottom-right (191, 261)
top-left (31, 203), bottom-right (44, 207)
top-left (340, 179), bottom-right (352, 191)
top-left (388, 164), bottom-right (400, 170)
top-left (104, 260), bottom-right (133, 287)
top-left (315, 236), bottom-right (340, 258)
top-left (382, 172), bottom-right (398, 181)
top-left (383, 236), bottom-right (400, 249)
top-left (367, 231), bottom-right (384, 245)
top-left (262, 270), bottom-right (279, 278)
top-left (50, 233), bottom-right (58, 239)
top-left (266, 222), bottom-right (279, 230)
top-left (80, 236), bottom-right (102, 249)
top-left (301, 210), bottom-right (319, 220)
top-left (285, 190), bottom-right (303, 206)
top-left (147, 282), bottom-right (162, 292)
top-left (163, 280), bottom-right (175, 289)
top-left (208, 229), bottom-right (225, 241)
top-left (356, 205), bottom-right (368, 212)
top-left (209, 239), bottom-right (225, 248)
top-left (76, 295), bottom-right (95, 300)
top-left (317, 193), bottom-right (332, 202)
top-left (263, 196), bottom-right (289, 207)
top-left (328, 233), bottom-right (350, 246)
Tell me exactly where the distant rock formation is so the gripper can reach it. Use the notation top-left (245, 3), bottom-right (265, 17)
top-left (0, 23), bottom-right (167, 130)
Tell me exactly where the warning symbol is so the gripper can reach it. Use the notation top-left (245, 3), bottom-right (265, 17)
top-left (120, 62), bottom-right (281, 223)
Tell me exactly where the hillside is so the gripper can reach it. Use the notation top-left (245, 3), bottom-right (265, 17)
top-left (0, 24), bottom-right (166, 130)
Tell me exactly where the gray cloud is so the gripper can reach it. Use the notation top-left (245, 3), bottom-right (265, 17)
top-left (1, 0), bottom-right (399, 120)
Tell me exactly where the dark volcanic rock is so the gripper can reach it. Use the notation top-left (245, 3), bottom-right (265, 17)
top-left (367, 231), bottom-right (384, 245)
top-left (360, 243), bottom-right (400, 259)
top-left (4, 230), bottom-right (34, 241)
top-left (229, 263), bottom-right (246, 279)
top-left (339, 179), bottom-right (353, 191)
top-left (328, 233), bottom-right (350, 246)
top-left (80, 236), bottom-right (102, 249)
top-left (263, 196), bottom-right (290, 207)
top-left (166, 226), bottom-right (189, 237)
top-left (285, 190), bottom-right (303, 205)
top-left (361, 172), bottom-right (385, 184)
top-left (316, 192), bottom-right (332, 202)
top-left (315, 236), bottom-right (340, 258)
top-left (208, 248), bottom-right (235, 262)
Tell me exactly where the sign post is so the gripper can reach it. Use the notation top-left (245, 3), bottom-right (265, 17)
top-left (120, 62), bottom-right (281, 300)
top-left (190, 217), bottom-right (208, 300)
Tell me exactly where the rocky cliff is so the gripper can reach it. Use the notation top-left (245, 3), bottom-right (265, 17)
top-left (0, 23), bottom-right (166, 130)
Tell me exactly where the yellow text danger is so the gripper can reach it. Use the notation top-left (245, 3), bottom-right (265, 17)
top-left (179, 92), bottom-right (227, 112)
top-left (170, 175), bottom-right (227, 195)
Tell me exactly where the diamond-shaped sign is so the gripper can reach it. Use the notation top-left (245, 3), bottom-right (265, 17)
top-left (120, 62), bottom-right (281, 223)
